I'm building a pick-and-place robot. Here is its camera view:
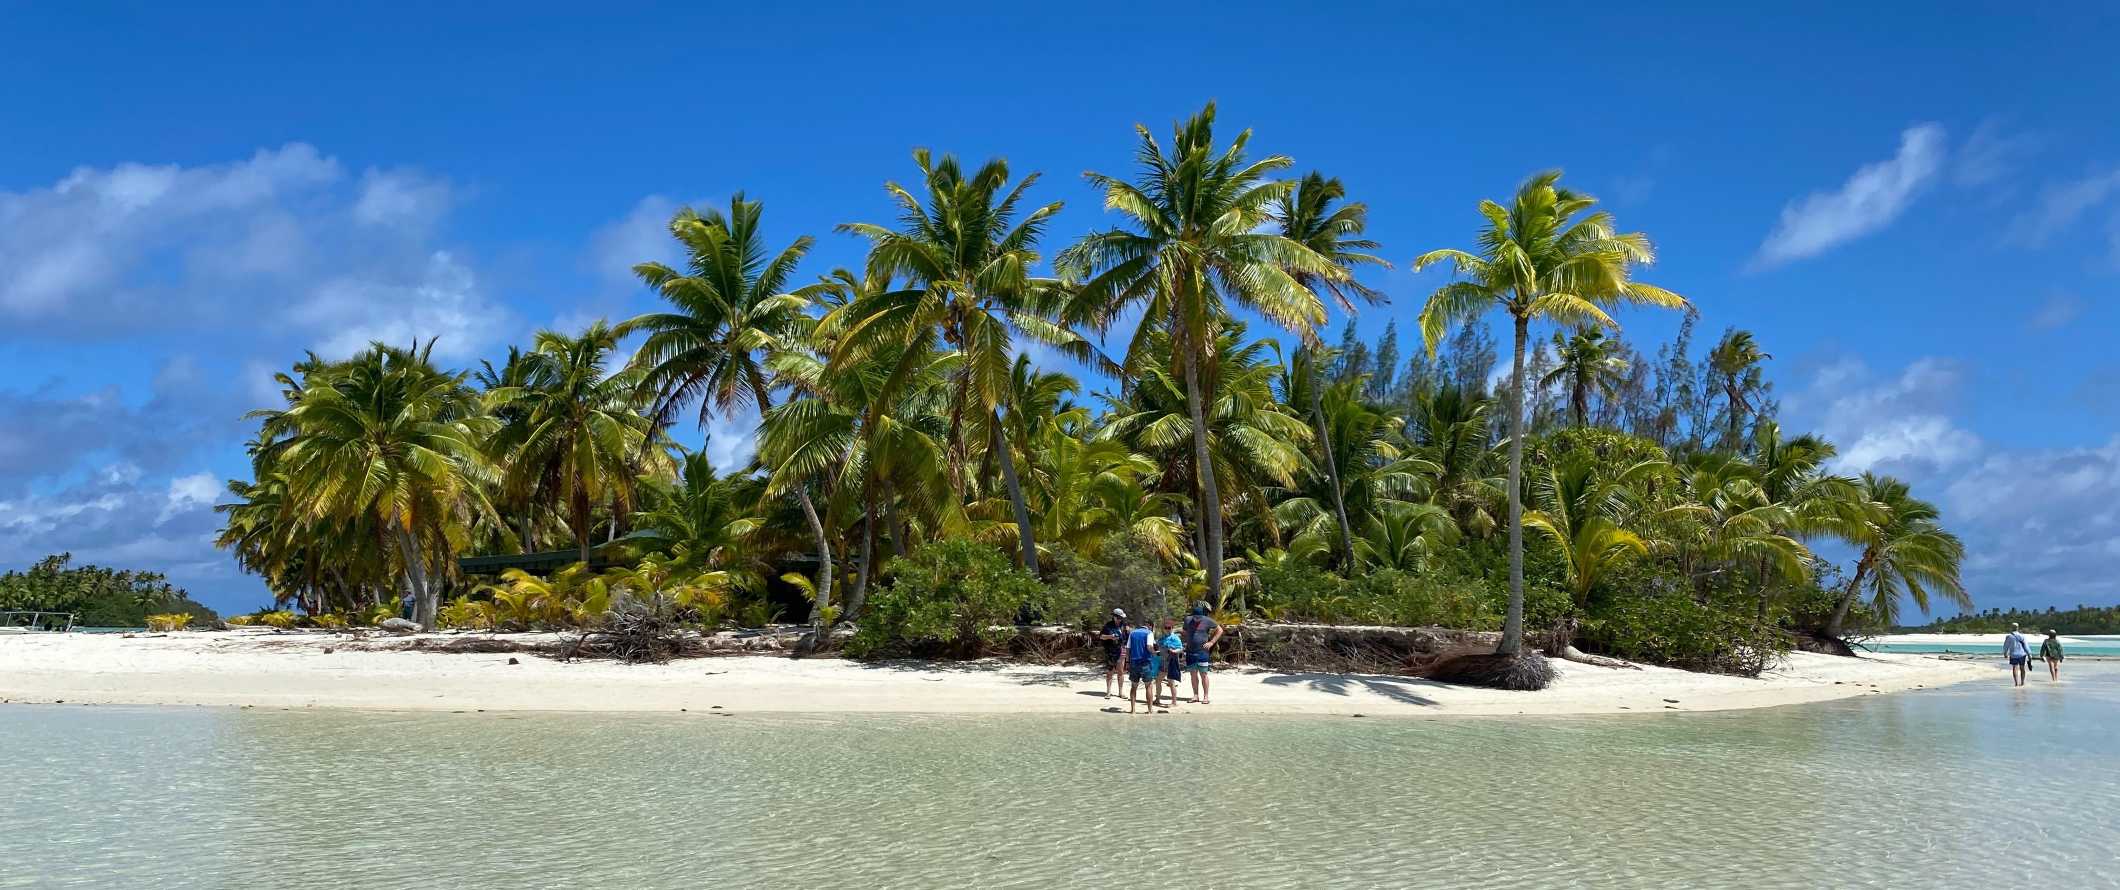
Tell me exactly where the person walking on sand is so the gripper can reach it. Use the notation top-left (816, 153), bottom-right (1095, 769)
top-left (1098, 609), bottom-right (1129, 698)
top-left (1183, 602), bottom-right (1223, 704)
top-left (2040, 630), bottom-right (2065, 681)
top-left (2003, 623), bottom-right (2030, 687)
top-left (1124, 618), bottom-right (1158, 714)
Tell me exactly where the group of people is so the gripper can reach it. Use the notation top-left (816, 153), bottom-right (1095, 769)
top-left (1096, 603), bottom-right (1223, 713)
top-left (2002, 623), bottom-right (2066, 687)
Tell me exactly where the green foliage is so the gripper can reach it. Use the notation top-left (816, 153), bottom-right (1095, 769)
top-left (1592, 592), bottom-right (1788, 676)
top-left (1252, 562), bottom-right (1499, 630)
top-left (257, 610), bottom-right (299, 630)
top-left (0, 553), bottom-right (220, 628)
top-left (1919, 605), bottom-right (2120, 635)
top-left (847, 540), bottom-right (1050, 659)
top-left (1047, 537), bottom-right (1173, 627)
top-left (309, 613), bottom-right (349, 630)
top-left (145, 613), bottom-right (194, 631)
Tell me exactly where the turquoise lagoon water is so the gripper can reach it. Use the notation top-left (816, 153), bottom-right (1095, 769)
top-left (1867, 635), bottom-right (2120, 656)
top-left (4, 664), bottom-right (2116, 889)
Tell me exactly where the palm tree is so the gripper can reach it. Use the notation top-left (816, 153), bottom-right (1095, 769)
top-left (1708, 329), bottom-right (1771, 451)
top-left (620, 195), bottom-right (832, 627)
top-left (832, 150), bottom-right (1095, 574)
top-left (1824, 473), bottom-right (1967, 637)
top-left (1523, 454), bottom-right (1659, 610)
top-left (1413, 170), bottom-right (1687, 657)
top-left (1542, 326), bottom-right (1630, 427)
top-left (1282, 344), bottom-right (1359, 568)
top-left (1061, 102), bottom-right (1337, 604)
top-left (486, 321), bottom-right (666, 564)
top-left (268, 343), bottom-right (494, 629)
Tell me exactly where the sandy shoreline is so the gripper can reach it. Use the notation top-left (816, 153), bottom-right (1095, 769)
top-left (0, 629), bottom-right (1993, 717)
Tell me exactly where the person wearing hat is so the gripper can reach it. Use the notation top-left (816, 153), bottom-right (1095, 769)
top-left (1182, 601), bottom-right (1223, 704)
top-left (1097, 609), bottom-right (1129, 698)
top-left (2003, 623), bottom-right (2031, 687)
top-left (2040, 630), bottom-right (2065, 681)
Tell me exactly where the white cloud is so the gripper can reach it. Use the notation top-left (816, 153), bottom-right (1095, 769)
top-left (159, 472), bottom-right (221, 523)
top-left (2004, 167), bottom-right (2120, 248)
top-left (1793, 356), bottom-right (1979, 475)
top-left (586, 195), bottom-right (682, 293)
top-left (1, 144), bottom-right (340, 316)
top-left (1753, 124), bottom-right (1946, 268)
top-left (292, 250), bottom-right (504, 360)
top-left (353, 168), bottom-right (453, 229)
top-left (702, 406), bottom-right (761, 474)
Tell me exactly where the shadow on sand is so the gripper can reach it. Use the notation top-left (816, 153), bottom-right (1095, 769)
top-left (851, 659), bottom-right (1089, 688)
top-left (1260, 671), bottom-right (1443, 707)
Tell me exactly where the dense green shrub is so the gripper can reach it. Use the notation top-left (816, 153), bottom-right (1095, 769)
top-left (847, 540), bottom-right (1051, 659)
top-left (1252, 562), bottom-right (1501, 629)
top-left (1047, 537), bottom-right (1171, 628)
top-left (1591, 592), bottom-right (1788, 676)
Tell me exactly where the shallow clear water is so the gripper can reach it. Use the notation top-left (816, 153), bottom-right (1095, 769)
top-left (5, 665), bottom-right (2116, 889)
top-left (1868, 635), bottom-right (2120, 656)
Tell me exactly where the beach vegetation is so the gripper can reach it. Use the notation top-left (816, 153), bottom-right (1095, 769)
top-left (0, 553), bottom-right (219, 629)
top-left (208, 106), bottom-right (1969, 680)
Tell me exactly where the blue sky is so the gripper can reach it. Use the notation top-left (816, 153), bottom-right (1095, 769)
top-left (4, 3), bottom-right (2116, 617)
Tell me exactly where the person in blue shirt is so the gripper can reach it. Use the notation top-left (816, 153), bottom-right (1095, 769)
top-left (1124, 621), bottom-right (1159, 714)
top-left (2003, 624), bottom-right (2030, 687)
top-left (1159, 619), bottom-right (1186, 706)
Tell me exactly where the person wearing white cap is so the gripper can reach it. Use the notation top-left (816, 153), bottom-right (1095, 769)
top-left (1097, 608), bottom-right (1129, 698)
top-left (2003, 623), bottom-right (2030, 687)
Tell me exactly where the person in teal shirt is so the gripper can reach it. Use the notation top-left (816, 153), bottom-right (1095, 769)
top-left (1159, 620), bottom-right (1186, 706)
top-left (2040, 630), bottom-right (2064, 681)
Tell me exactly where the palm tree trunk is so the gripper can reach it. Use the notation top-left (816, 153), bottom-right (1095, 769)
top-left (396, 528), bottom-right (436, 630)
top-left (796, 484), bottom-right (833, 631)
top-left (1182, 340), bottom-right (1224, 609)
top-left (1572, 378), bottom-right (1589, 427)
top-left (517, 512), bottom-right (533, 555)
top-left (1312, 368), bottom-right (1357, 571)
top-left (848, 504), bottom-right (876, 620)
top-left (992, 411), bottom-right (1039, 574)
top-left (886, 493), bottom-right (907, 559)
top-left (1500, 314), bottom-right (1528, 656)
top-left (572, 490), bottom-right (591, 566)
top-left (1824, 551), bottom-right (1875, 638)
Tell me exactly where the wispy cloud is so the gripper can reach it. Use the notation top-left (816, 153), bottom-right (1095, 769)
top-left (2004, 167), bottom-right (2120, 248)
top-left (2027, 292), bottom-right (2084, 331)
top-left (1752, 124), bottom-right (1946, 268)
top-left (1952, 119), bottom-right (2041, 188)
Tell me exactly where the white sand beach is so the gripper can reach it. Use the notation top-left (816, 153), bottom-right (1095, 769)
top-left (0, 629), bottom-right (1993, 716)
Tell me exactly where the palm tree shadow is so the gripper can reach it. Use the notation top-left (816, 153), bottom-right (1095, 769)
top-left (852, 658), bottom-right (1088, 688)
top-left (1260, 671), bottom-right (1442, 707)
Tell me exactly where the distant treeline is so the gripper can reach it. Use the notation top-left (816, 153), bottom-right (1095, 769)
top-left (0, 553), bottom-right (221, 627)
top-left (1915, 605), bottom-right (2120, 635)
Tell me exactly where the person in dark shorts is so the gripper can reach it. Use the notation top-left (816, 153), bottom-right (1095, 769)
top-left (1098, 609), bottom-right (1128, 698)
top-left (2004, 623), bottom-right (2030, 687)
top-left (1159, 618), bottom-right (1185, 705)
top-left (1125, 619), bottom-right (1158, 714)
top-left (1182, 602), bottom-right (1223, 704)
top-left (2040, 630), bottom-right (2064, 681)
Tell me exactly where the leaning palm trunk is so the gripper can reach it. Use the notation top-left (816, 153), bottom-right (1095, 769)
top-left (1181, 341), bottom-right (1224, 607)
top-left (795, 485), bottom-right (832, 632)
top-left (993, 412), bottom-right (1038, 573)
top-left (1312, 370), bottom-right (1358, 571)
top-left (1500, 316), bottom-right (1528, 656)
top-left (1823, 552), bottom-right (1876, 639)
